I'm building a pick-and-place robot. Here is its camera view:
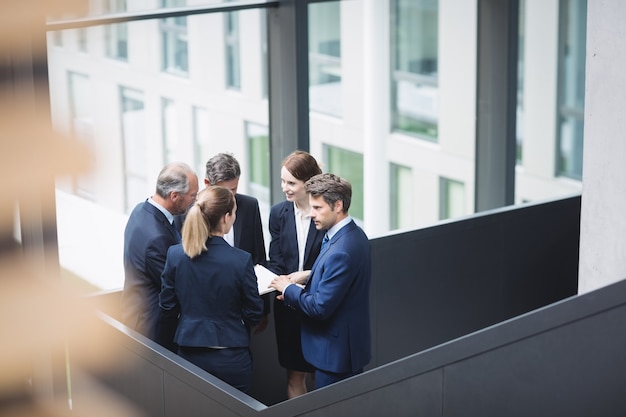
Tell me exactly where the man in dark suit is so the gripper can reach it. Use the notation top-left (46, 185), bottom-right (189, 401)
top-left (191, 153), bottom-right (269, 331)
top-left (176, 153), bottom-right (267, 266)
top-left (270, 173), bottom-right (372, 389)
top-left (121, 162), bottom-right (199, 348)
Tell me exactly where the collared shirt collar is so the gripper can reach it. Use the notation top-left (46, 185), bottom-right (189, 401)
top-left (147, 197), bottom-right (175, 224)
top-left (293, 201), bottom-right (312, 271)
top-left (326, 216), bottom-right (352, 241)
top-left (294, 201), bottom-right (311, 219)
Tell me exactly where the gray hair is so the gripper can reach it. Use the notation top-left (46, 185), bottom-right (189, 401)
top-left (155, 162), bottom-right (195, 198)
top-left (205, 153), bottom-right (241, 184)
top-left (305, 173), bottom-right (352, 213)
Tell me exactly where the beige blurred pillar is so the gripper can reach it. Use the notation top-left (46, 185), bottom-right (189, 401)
top-left (578, 0), bottom-right (626, 293)
top-left (363, 0), bottom-right (390, 237)
top-left (0, 0), bottom-right (92, 410)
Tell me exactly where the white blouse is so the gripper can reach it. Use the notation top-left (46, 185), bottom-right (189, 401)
top-left (293, 202), bottom-right (311, 271)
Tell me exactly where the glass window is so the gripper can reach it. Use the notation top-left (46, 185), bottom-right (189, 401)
top-left (106, 24), bottom-right (128, 60)
top-left (161, 97), bottom-right (179, 163)
top-left (260, 9), bottom-right (268, 99)
top-left (120, 87), bottom-right (147, 213)
top-left (246, 122), bottom-right (270, 250)
top-left (49, 7), bottom-right (269, 292)
top-left (161, 0), bottom-right (189, 75)
top-left (391, 0), bottom-right (439, 141)
top-left (193, 106), bottom-right (210, 177)
top-left (390, 163), bottom-right (413, 230)
top-left (324, 145), bottom-right (363, 221)
top-left (309, 1), bottom-right (342, 117)
top-left (104, 0), bottom-right (128, 61)
top-left (225, 8), bottom-right (241, 89)
top-left (439, 177), bottom-right (465, 220)
top-left (78, 29), bottom-right (89, 52)
top-left (246, 122), bottom-right (270, 199)
top-left (557, 0), bottom-right (586, 180)
top-left (68, 71), bottom-right (95, 198)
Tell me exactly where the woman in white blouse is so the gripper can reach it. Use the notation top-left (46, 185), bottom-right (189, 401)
top-left (266, 151), bottom-right (324, 398)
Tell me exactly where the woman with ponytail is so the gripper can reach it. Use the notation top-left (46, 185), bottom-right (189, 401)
top-left (159, 186), bottom-right (264, 393)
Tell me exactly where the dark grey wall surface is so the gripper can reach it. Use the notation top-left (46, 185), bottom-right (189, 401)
top-left (83, 196), bottom-right (589, 416)
top-left (369, 195), bottom-right (580, 367)
top-left (266, 275), bottom-right (626, 417)
top-left (86, 272), bottom-right (626, 416)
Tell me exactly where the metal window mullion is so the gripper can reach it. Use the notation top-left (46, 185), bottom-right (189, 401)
top-left (267, 0), bottom-right (310, 205)
top-left (475, 0), bottom-right (519, 212)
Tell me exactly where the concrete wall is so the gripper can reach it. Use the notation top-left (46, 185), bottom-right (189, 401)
top-left (578, 1), bottom-right (626, 292)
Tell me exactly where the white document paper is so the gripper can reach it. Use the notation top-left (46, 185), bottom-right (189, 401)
top-left (254, 264), bottom-right (277, 295)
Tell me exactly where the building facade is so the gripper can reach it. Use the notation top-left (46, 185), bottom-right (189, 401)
top-left (46, 0), bottom-right (586, 289)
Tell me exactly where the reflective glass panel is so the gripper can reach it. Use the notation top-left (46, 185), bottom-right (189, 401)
top-left (391, 0), bottom-right (439, 141)
top-left (49, 8), bottom-right (269, 290)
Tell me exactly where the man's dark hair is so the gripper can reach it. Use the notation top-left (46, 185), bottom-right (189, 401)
top-left (304, 173), bottom-right (352, 212)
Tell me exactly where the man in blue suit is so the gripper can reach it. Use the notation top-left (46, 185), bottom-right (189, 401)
top-left (270, 173), bottom-right (372, 389)
top-left (121, 162), bottom-right (199, 348)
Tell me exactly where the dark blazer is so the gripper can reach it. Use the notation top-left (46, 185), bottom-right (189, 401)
top-left (283, 220), bottom-right (372, 374)
top-left (174, 193), bottom-right (266, 266)
top-left (267, 200), bottom-right (324, 275)
top-left (159, 237), bottom-right (264, 348)
top-left (121, 200), bottom-right (180, 340)
top-left (233, 193), bottom-right (267, 266)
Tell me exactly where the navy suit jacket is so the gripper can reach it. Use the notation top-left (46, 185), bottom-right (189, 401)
top-left (121, 200), bottom-right (180, 340)
top-left (159, 237), bottom-right (264, 348)
top-left (283, 220), bottom-right (372, 374)
top-left (233, 193), bottom-right (267, 266)
top-left (267, 200), bottom-right (324, 275)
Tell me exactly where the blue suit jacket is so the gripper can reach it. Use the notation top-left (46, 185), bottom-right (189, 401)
top-left (121, 200), bottom-right (180, 339)
top-left (283, 220), bottom-right (372, 374)
top-left (267, 200), bottom-right (324, 275)
top-left (159, 237), bottom-right (264, 348)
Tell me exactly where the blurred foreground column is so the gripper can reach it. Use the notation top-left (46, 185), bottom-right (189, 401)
top-left (0, 1), bottom-right (140, 416)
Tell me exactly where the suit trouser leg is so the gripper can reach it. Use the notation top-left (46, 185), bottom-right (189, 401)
top-left (314, 368), bottom-right (363, 389)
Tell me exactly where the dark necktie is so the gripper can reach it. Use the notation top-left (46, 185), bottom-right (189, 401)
top-left (321, 233), bottom-right (329, 252)
top-left (170, 221), bottom-right (181, 242)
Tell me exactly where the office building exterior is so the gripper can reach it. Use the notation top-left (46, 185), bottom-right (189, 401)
top-left (46, 0), bottom-right (585, 289)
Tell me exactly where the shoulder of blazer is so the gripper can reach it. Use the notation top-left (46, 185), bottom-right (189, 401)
top-left (140, 200), bottom-right (167, 221)
top-left (208, 238), bottom-right (252, 260)
top-left (329, 220), bottom-right (360, 245)
top-left (336, 219), bottom-right (357, 235)
top-left (207, 236), bottom-right (231, 247)
top-left (235, 193), bottom-right (259, 210)
top-left (166, 243), bottom-right (185, 258)
top-left (126, 201), bottom-right (165, 232)
top-left (274, 200), bottom-right (293, 218)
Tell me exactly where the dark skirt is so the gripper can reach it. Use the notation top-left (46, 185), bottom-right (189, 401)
top-left (273, 297), bottom-right (315, 372)
top-left (178, 346), bottom-right (253, 393)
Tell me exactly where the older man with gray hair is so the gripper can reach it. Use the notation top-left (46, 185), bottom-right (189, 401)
top-left (122, 162), bottom-right (199, 350)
